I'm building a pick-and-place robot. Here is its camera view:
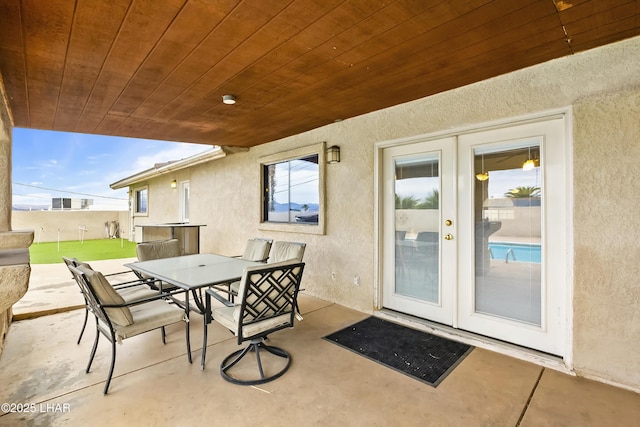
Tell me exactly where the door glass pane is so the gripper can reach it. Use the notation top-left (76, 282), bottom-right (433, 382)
top-left (394, 155), bottom-right (440, 303)
top-left (474, 142), bottom-right (542, 325)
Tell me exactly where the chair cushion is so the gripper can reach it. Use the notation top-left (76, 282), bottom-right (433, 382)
top-left (135, 239), bottom-right (181, 281)
top-left (117, 286), bottom-right (160, 303)
top-left (113, 299), bottom-right (185, 342)
top-left (242, 239), bottom-right (271, 262)
top-left (268, 242), bottom-right (305, 263)
top-left (136, 239), bottom-right (181, 261)
top-left (229, 280), bottom-right (240, 294)
top-left (212, 305), bottom-right (291, 339)
top-left (77, 265), bottom-right (134, 327)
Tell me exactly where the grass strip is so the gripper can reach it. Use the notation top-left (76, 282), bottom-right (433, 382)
top-left (29, 239), bottom-right (137, 264)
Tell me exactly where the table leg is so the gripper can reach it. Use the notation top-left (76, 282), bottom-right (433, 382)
top-left (184, 291), bottom-right (192, 364)
top-left (201, 291), bottom-right (211, 370)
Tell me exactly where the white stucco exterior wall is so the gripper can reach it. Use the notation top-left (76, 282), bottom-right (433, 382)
top-left (136, 35), bottom-right (640, 390)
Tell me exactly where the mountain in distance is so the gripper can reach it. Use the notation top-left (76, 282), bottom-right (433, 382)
top-left (271, 202), bottom-right (319, 212)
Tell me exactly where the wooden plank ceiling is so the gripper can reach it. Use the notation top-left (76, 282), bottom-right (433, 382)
top-left (0, 0), bottom-right (638, 148)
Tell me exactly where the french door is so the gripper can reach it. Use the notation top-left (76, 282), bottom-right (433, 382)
top-left (381, 117), bottom-right (568, 355)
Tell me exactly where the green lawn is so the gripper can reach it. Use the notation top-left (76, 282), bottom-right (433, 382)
top-left (29, 239), bottom-right (137, 264)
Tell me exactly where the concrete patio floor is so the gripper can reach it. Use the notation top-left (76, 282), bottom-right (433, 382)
top-left (2, 261), bottom-right (640, 426)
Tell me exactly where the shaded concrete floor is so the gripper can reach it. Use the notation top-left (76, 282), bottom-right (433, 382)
top-left (12, 258), bottom-right (139, 320)
top-left (4, 260), bottom-right (640, 425)
top-left (2, 292), bottom-right (640, 426)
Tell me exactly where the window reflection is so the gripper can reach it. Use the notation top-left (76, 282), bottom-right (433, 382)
top-left (474, 144), bottom-right (542, 326)
top-left (264, 154), bottom-right (319, 225)
top-left (394, 156), bottom-right (440, 303)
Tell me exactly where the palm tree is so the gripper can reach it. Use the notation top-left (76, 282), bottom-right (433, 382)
top-left (504, 186), bottom-right (541, 198)
top-left (418, 189), bottom-right (439, 209)
top-left (395, 195), bottom-right (420, 209)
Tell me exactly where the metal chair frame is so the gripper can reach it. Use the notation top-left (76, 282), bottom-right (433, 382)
top-left (202, 261), bottom-right (305, 385)
top-left (68, 265), bottom-right (191, 394)
top-left (62, 256), bottom-right (156, 344)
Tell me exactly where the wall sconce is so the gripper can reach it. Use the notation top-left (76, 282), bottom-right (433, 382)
top-left (327, 145), bottom-right (340, 164)
top-left (170, 180), bottom-right (177, 189)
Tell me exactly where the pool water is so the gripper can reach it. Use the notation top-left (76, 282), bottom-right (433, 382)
top-left (488, 242), bottom-right (541, 264)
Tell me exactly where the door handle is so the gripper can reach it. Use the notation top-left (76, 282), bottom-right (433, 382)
top-left (444, 233), bottom-right (453, 241)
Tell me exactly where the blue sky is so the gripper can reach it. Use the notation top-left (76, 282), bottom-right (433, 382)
top-left (12, 128), bottom-right (212, 210)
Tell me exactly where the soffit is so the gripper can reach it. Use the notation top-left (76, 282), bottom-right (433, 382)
top-left (0, 0), bottom-right (638, 148)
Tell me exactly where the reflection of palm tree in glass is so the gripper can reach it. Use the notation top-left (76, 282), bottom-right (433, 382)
top-left (396, 194), bottom-right (420, 209)
top-left (419, 189), bottom-right (439, 209)
top-left (504, 186), bottom-right (540, 198)
top-left (395, 189), bottom-right (439, 209)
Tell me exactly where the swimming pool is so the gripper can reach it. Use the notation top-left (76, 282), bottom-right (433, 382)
top-left (488, 242), bottom-right (541, 264)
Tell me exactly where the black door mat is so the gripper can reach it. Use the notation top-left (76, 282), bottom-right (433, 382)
top-left (323, 317), bottom-right (473, 387)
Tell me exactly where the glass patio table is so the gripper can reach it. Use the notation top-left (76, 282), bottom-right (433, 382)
top-left (124, 254), bottom-right (262, 363)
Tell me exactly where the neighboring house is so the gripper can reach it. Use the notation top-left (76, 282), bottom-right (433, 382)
top-left (3, 35), bottom-right (640, 393)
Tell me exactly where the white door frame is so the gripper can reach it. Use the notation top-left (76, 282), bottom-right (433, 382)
top-left (374, 108), bottom-right (573, 361)
top-left (380, 137), bottom-right (457, 325)
top-left (179, 180), bottom-right (190, 223)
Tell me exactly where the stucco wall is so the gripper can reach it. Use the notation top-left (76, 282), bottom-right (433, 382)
top-left (128, 168), bottom-right (194, 242)
top-left (572, 88), bottom-right (640, 386)
top-left (136, 36), bottom-right (640, 390)
top-left (12, 210), bottom-right (130, 242)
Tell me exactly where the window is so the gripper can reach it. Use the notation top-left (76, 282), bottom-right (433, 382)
top-left (134, 186), bottom-right (148, 216)
top-left (259, 142), bottom-right (326, 235)
top-left (264, 154), bottom-right (319, 224)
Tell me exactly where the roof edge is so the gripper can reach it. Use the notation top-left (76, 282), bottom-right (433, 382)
top-left (110, 145), bottom-right (230, 189)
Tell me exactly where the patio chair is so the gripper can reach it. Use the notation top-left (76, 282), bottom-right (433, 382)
top-left (201, 261), bottom-right (305, 384)
top-left (226, 240), bottom-right (306, 298)
top-left (210, 238), bottom-right (273, 298)
top-left (69, 264), bottom-right (191, 394)
top-left (63, 256), bottom-right (159, 344)
top-left (135, 239), bottom-right (182, 290)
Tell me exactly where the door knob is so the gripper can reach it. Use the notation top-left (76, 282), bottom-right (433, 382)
top-left (445, 219), bottom-right (453, 226)
top-left (444, 233), bottom-right (453, 241)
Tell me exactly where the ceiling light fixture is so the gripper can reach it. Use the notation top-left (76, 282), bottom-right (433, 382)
top-left (475, 172), bottom-right (489, 181)
top-left (222, 94), bottom-right (236, 105)
top-left (522, 147), bottom-right (540, 171)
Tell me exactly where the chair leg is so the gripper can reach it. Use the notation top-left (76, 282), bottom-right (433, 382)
top-left (255, 343), bottom-right (265, 379)
top-left (220, 340), bottom-right (291, 386)
top-left (77, 306), bottom-right (89, 344)
top-left (86, 319), bottom-right (100, 373)
top-left (104, 339), bottom-right (117, 394)
top-left (222, 344), bottom-right (254, 372)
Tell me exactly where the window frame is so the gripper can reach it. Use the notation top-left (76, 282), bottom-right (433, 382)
top-left (259, 142), bottom-right (326, 235)
top-left (133, 185), bottom-right (149, 217)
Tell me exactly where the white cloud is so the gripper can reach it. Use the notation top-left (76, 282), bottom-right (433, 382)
top-left (132, 143), bottom-right (212, 172)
